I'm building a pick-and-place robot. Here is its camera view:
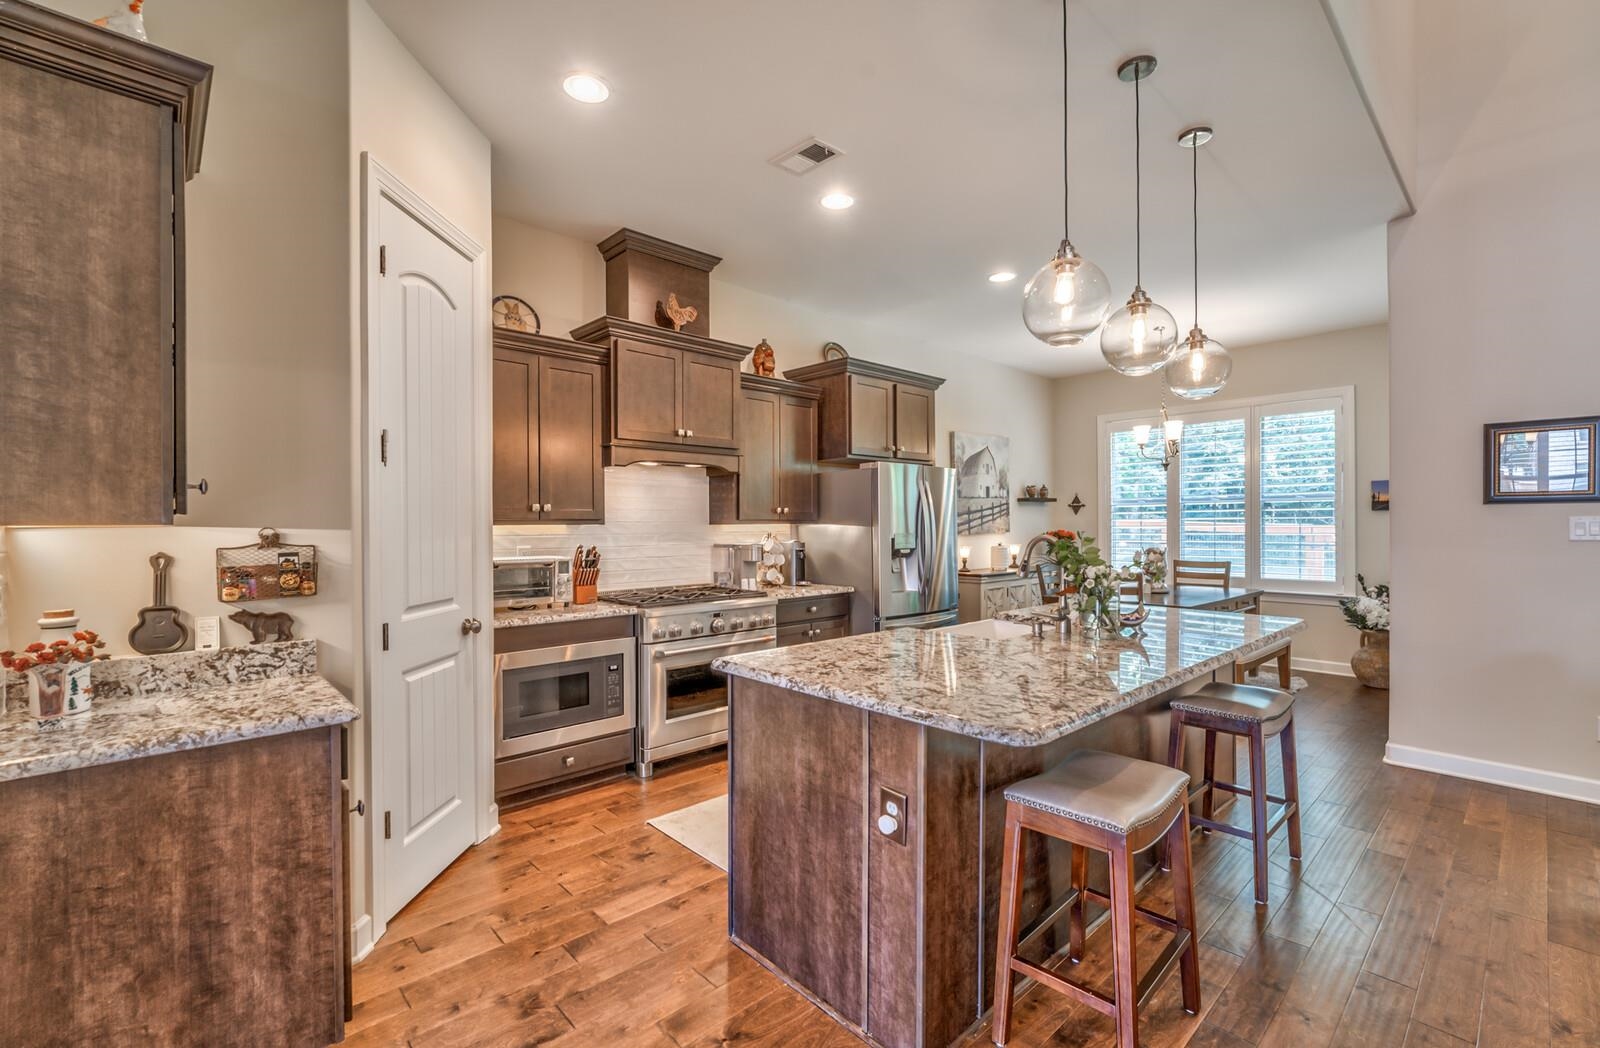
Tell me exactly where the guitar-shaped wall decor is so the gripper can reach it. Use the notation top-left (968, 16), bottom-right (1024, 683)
top-left (128, 552), bottom-right (189, 654)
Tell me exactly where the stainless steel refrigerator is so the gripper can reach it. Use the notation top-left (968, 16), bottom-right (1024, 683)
top-left (797, 462), bottom-right (959, 634)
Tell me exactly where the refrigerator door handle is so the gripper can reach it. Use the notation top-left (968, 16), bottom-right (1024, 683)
top-left (917, 476), bottom-right (936, 606)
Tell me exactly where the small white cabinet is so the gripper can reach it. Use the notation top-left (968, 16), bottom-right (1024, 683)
top-left (957, 571), bottom-right (1040, 623)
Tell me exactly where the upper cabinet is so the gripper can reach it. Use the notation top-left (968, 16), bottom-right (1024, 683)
top-left (0, 4), bottom-right (211, 525)
top-left (492, 331), bottom-right (606, 524)
top-left (572, 317), bottom-right (746, 471)
top-left (709, 375), bottom-right (820, 524)
top-left (783, 358), bottom-right (944, 465)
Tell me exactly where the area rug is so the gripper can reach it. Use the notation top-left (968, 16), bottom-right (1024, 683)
top-left (1244, 671), bottom-right (1309, 692)
top-left (647, 794), bottom-right (729, 872)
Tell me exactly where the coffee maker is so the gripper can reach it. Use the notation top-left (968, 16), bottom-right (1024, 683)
top-left (710, 542), bottom-right (764, 590)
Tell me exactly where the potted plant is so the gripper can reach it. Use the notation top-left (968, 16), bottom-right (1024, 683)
top-left (1340, 575), bottom-right (1390, 689)
top-left (1136, 546), bottom-right (1168, 592)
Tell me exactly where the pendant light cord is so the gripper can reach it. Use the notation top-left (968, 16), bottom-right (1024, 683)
top-left (1133, 66), bottom-right (1142, 286)
top-left (1192, 134), bottom-right (1199, 326)
top-left (1061, 0), bottom-right (1070, 241)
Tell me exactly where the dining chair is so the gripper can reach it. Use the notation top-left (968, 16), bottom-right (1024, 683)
top-left (1172, 559), bottom-right (1231, 590)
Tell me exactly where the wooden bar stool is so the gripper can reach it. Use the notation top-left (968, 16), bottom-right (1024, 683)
top-left (992, 750), bottom-right (1201, 1048)
top-left (1166, 683), bottom-right (1302, 905)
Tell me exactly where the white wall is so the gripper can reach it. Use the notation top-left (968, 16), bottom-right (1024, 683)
top-left (490, 217), bottom-right (1060, 560)
top-left (1322, 0), bottom-right (1418, 208)
top-left (1387, 0), bottom-right (1600, 797)
top-left (1051, 324), bottom-right (1391, 668)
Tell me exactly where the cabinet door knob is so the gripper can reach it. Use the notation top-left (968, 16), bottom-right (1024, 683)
top-left (686, 429), bottom-right (694, 438)
top-left (461, 617), bottom-right (483, 635)
top-left (543, 503), bottom-right (553, 512)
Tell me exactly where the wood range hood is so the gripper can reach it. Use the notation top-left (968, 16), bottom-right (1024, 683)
top-left (574, 229), bottom-right (747, 474)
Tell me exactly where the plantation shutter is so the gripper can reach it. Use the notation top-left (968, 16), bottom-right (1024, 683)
top-left (1107, 429), bottom-right (1167, 567)
top-left (1259, 406), bottom-right (1340, 583)
top-left (1178, 417), bottom-right (1247, 574)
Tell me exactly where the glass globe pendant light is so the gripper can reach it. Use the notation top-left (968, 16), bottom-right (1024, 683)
top-left (1022, 0), bottom-right (1111, 347)
top-left (1100, 56), bottom-right (1180, 376)
top-left (1169, 126), bottom-right (1232, 399)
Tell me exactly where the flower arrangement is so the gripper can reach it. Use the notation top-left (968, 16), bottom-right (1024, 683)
top-left (1339, 575), bottom-right (1390, 632)
top-left (1, 631), bottom-right (107, 672)
top-left (1136, 546), bottom-right (1168, 589)
top-left (1045, 529), bottom-right (1105, 586)
top-left (1075, 563), bottom-right (1132, 631)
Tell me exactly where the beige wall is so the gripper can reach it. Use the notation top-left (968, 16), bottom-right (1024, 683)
top-left (1050, 324), bottom-right (1391, 668)
top-left (1388, 0), bottom-right (1600, 795)
top-left (490, 217), bottom-right (1059, 558)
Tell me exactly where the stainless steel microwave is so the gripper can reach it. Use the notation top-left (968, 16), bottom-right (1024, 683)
top-left (495, 637), bottom-right (634, 759)
top-left (493, 555), bottom-right (572, 609)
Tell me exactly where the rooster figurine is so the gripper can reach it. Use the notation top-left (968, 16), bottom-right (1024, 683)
top-left (655, 293), bottom-right (699, 332)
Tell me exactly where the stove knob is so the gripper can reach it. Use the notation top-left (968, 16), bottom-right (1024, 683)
top-left (652, 627), bottom-right (665, 641)
top-left (668, 624), bottom-right (683, 639)
top-left (709, 617), bottom-right (728, 634)
top-left (689, 621), bottom-right (705, 636)
top-left (762, 613), bottom-right (775, 627)
top-left (729, 618), bottom-right (745, 630)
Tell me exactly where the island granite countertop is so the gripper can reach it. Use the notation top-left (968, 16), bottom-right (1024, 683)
top-left (714, 605), bottom-right (1304, 747)
top-left (493, 584), bottom-right (854, 628)
top-left (0, 640), bottom-right (358, 782)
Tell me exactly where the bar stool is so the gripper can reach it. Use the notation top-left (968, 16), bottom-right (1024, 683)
top-left (992, 750), bottom-right (1201, 1048)
top-left (1166, 683), bottom-right (1302, 906)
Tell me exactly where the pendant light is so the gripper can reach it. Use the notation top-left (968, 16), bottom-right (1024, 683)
top-left (1021, 0), bottom-right (1110, 347)
top-left (1100, 56), bottom-right (1179, 376)
top-left (1168, 125), bottom-right (1232, 399)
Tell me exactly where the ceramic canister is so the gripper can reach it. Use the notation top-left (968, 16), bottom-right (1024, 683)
top-left (37, 610), bottom-right (92, 715)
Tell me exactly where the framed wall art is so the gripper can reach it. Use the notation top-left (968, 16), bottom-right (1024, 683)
top-left (1483, 416), bottom-right (1598, 503)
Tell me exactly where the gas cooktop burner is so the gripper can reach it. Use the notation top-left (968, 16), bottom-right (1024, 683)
top-left (603, 585), bottom-right (758, 608)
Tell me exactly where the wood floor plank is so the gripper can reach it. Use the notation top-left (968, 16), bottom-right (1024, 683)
top-left (1478, 911), bottom-right (1551, 1048)
top-left (1369, 808), bottom-right (1425, 858)
top-left (1402, 1020), bottom-right (1475, 1047)
top-left (1337, 849), bottom-right (1406, 914)
top-left (1200, 933), bottom-right (1309, 1043)
top-left (1410, 865), bottom-right (1496, 1042)
top-left (1549, 941), bottom-right (1600, 1047)
top-left (1363, 831), bottom-right (1456, 988)
top-left (1546, 830), bottom-right (1600, 956)
top-left (1257, 903), bottom-right (1380, 1048)
top-left (1329, 970), bottom-right (1416, 1047)
top-left (1496, 815), bottom-right (1549, 923)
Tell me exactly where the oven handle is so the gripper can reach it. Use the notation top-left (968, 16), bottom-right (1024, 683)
top-left (653, 634), bottom-right (777, 659)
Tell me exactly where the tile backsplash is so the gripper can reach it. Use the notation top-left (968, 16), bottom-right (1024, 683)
top-left (494, 467), bottom-right (787, 590)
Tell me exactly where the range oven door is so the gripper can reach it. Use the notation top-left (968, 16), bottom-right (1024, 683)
top-left (643, 631), bottom-right (776, 754)
top-left (496, 638), bottom-right (635, 758)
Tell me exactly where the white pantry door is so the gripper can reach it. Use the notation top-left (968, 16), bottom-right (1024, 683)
top-left (373, 187), bottom-right (479, 922)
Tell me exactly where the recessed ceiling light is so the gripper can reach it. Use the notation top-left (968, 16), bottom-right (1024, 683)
top-left (988, 270), bottom-right (1017, 284)
top-left (562, 73), bottom-right (610, 104)
top-left (819, 191), bottom-right (855, 211)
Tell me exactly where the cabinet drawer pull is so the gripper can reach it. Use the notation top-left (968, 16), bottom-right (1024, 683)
top-left (807, 605), bottom-right (819, 614)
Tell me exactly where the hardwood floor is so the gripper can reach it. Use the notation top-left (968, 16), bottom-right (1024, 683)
top-left (344, 674), bottom-right (1600, 1047)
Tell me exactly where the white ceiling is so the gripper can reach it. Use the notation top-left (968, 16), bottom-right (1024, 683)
top-left (370, 0), bottom-right (1405, 377)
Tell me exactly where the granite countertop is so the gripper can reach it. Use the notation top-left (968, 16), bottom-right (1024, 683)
top-left (492, 584), bottom-right (854, 628)
top-left (764, 583), bottom-right (853, 601)
top-left (714, 605), bottom-right (1305, 747)
top-left (0, 640), bottom-right (357, 782)
top-left (494, 602), bottom-right (639, 629)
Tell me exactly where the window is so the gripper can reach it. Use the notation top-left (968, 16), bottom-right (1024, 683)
top-left (1099, 388), bottom-right (1354, 595)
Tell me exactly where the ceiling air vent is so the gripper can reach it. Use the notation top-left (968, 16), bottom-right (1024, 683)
top-left (770, 137), bottom-right (842, 176)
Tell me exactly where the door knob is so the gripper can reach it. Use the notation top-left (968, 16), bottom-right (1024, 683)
top-left (188, 478), bottom-right (209, 495)
top-left (461, 617), bottom-right (483, 635)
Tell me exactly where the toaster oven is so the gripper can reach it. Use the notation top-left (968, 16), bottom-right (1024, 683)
top-left (493, 555), bottom-right (573, 609)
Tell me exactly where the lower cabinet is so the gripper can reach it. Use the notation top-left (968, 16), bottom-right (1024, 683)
top-left (776, 593), bottom-right (851, 647)
top-left (957, 571), bottom-right (1039, 622)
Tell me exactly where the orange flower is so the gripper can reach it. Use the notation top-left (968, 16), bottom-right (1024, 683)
top-left (24, 642), bottom-right (45, 653)
top-left (35, 651), bottom-right (58, 665)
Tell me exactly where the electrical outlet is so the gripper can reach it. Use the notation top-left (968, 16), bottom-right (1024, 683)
top-left (876, 786), bottom-right (909, 846)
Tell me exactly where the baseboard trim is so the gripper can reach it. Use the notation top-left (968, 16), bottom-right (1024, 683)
top-left (1293, 657), bottom-right (1353, 678)
top-left (1385, 742), bottom-right (1600, 805)
top-left (351, 913), bottom-right (375, 964)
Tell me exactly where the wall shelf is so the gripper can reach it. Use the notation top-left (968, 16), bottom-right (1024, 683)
top-left (1016, 497), bottom-right (1058, 504)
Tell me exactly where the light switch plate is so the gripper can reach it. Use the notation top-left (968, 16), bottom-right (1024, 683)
top-left (1570, 516), bottom-right (1600, 541)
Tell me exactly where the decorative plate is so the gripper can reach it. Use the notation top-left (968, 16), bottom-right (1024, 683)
top-left (492, 295), bottom-right (541, 333)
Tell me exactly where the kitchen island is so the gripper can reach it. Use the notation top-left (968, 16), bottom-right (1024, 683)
top-left (714, 606), bottom-right (1304, 1048)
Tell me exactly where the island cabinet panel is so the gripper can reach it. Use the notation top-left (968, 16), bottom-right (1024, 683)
top-left (729, 679), bottom-right (866, 1025)
top-left (0, 6), bottom-right (211, 524)
top-left (709, 375), bottom-right (821, 524)
top-left (0, 726), bottom-right (345, 1046)
top-left (784, 357), bottom-right (945, 465)
top-left (491, 331), bottom-right (606, 523)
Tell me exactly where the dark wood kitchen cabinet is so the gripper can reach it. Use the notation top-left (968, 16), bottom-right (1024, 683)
top-left (493, 331), bottom-right (606, 524)
top-left (709, 375), bottom-right (820, 523)
top-left (0, 3), bottom-right (211, 525)
top-left (571, 316), bottom-right (747, 470)
top-left (784, 358), bottom-right (944, 465)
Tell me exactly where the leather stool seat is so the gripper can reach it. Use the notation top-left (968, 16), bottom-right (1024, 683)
top-left (1005, 750), bottom-right (1190, 836)
top-left (1169, 682), bottom-right (1294, 734)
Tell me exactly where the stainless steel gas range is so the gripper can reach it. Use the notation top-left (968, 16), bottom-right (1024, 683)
top-left (603, 584), bottom-right (778, 778)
